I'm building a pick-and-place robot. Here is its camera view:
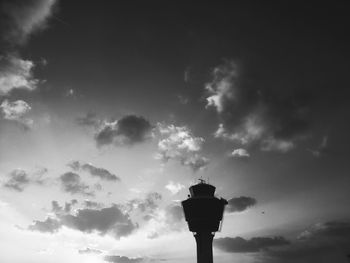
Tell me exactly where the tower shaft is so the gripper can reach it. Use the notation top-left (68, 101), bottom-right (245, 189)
top-left (194, 231), bottom-right (214, 263)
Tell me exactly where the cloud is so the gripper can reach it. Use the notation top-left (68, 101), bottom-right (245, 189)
top-left (76, 112), bottom-right (100, 127)
top-left (29, 201), bottom-right (137, 238)
top-left (0, 1), bottom-right (56, 95)
top-left (260, 221), bottom-right (350, 263)
top-left (205, 60), bottom-right (310, 152)
top-left (59, 172), bottom-right (94, 196)
top-left (84, 200), bottom-right (103, 209)
top-left (126, 192), bottom-right (162, 219)
top-left (226, 196), bottom-right (257, 212)
top-left (165, 204), bottom-right (184, 226)
top-left (104, 255), bottom-right (143, 263)
top-left (156, 123), bottom-right (209, 171)
top-left (0, 99), bottom-right (33, 128)
top-left (308, 135), bottom-right (329, 157)
top-left (297, 221), bottom-right (350, 241)
top-left (165, 181), bottom-right (185, 195)
top-left (68, 161), bottom-right (120, 181)
top-left (51, 199), bottom-right (78, 214)
top-left (0, 55), bottom-right (39, 95)
top-left (214, 236), bottom-right (290, 253)
top-left (78, 248), bottom-right (103, 254)
top-left (95, 115), bottom-right (153, 147)
top-left (28, 217), bottom-right (61, 233)
top-left (261, 137), bottom-right (294, 153)
top-left (0, 0), bottom-right (57, 45)
top-left (3, 168), bottom-right (47, 191)
top-left (230, 148), bottom-right (250, 158)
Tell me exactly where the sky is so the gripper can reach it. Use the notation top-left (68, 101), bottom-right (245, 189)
top-left (0, 1), bottom-right (350, 262)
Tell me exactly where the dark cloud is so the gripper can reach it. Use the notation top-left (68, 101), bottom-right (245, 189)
top-left (205, 60), bottom-right (311, 152)
top-left (78, 247), bottom-right (102, 254)
top-left (214, 236), bottom-right (290, 253)
top-left (95, 115), bottom-right (153, 147)
top-left (68, 161), bottom-right (120, 181)
top-left (29, 201), bottom-right (137, 238)
top-left (104, 255), bottom-right (143, 263)
top-left (3, 168), bottom-right (46, 191)
top-left (260, 221), bottom-right (350, 263)
top-left (226, 196), bottom-right (257, 212)
top-left (59, 172), bottom-right (94, 196)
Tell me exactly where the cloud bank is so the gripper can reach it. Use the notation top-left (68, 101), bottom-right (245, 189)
top-left (214, 236), bottom-right (290, 253)
top-left (29, 200), bottom-right (137, 238)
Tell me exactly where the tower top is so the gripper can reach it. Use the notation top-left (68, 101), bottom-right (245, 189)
top-left (189, 179), bottom-right (216, 197)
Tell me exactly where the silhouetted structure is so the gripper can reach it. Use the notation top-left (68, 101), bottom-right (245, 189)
top-left (182, 180), bottom-right (228, 263)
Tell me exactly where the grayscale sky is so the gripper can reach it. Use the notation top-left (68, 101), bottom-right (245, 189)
top-left (1, 1), bottom-right (350, 263)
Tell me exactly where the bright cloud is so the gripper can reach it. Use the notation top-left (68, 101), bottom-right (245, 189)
top-left (165, 181), bottom-right (185, 195)
top-left (156, 123), bottom-right (209, 171)
top-left (0, 55), bottom-right (38, 95)
top-left (230, 148), bottom-right (250, 158)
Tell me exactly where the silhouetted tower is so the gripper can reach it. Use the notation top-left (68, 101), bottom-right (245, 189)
top-left (182, 179), bottom-right (228, 263)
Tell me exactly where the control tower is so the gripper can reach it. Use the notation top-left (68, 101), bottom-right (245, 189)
top-left (182, 180), bottom-right (228, 263)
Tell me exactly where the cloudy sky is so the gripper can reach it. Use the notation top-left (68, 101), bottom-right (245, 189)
top-left (1, 1), bottom-right (350, 263)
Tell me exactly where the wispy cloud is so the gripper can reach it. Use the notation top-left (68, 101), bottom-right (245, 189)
top-left (3, 167), bottom-right (47, 191)
top-left (205, 60), bottom-right (310, 153)
top-left (68, 161), bottom-right (120, 182)
top-left (0, 1), bottom-right (56, 96)
top-left (59, 172), bottom-right (95, 196)
top-left (0, 0), bottom-right (57, 45)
